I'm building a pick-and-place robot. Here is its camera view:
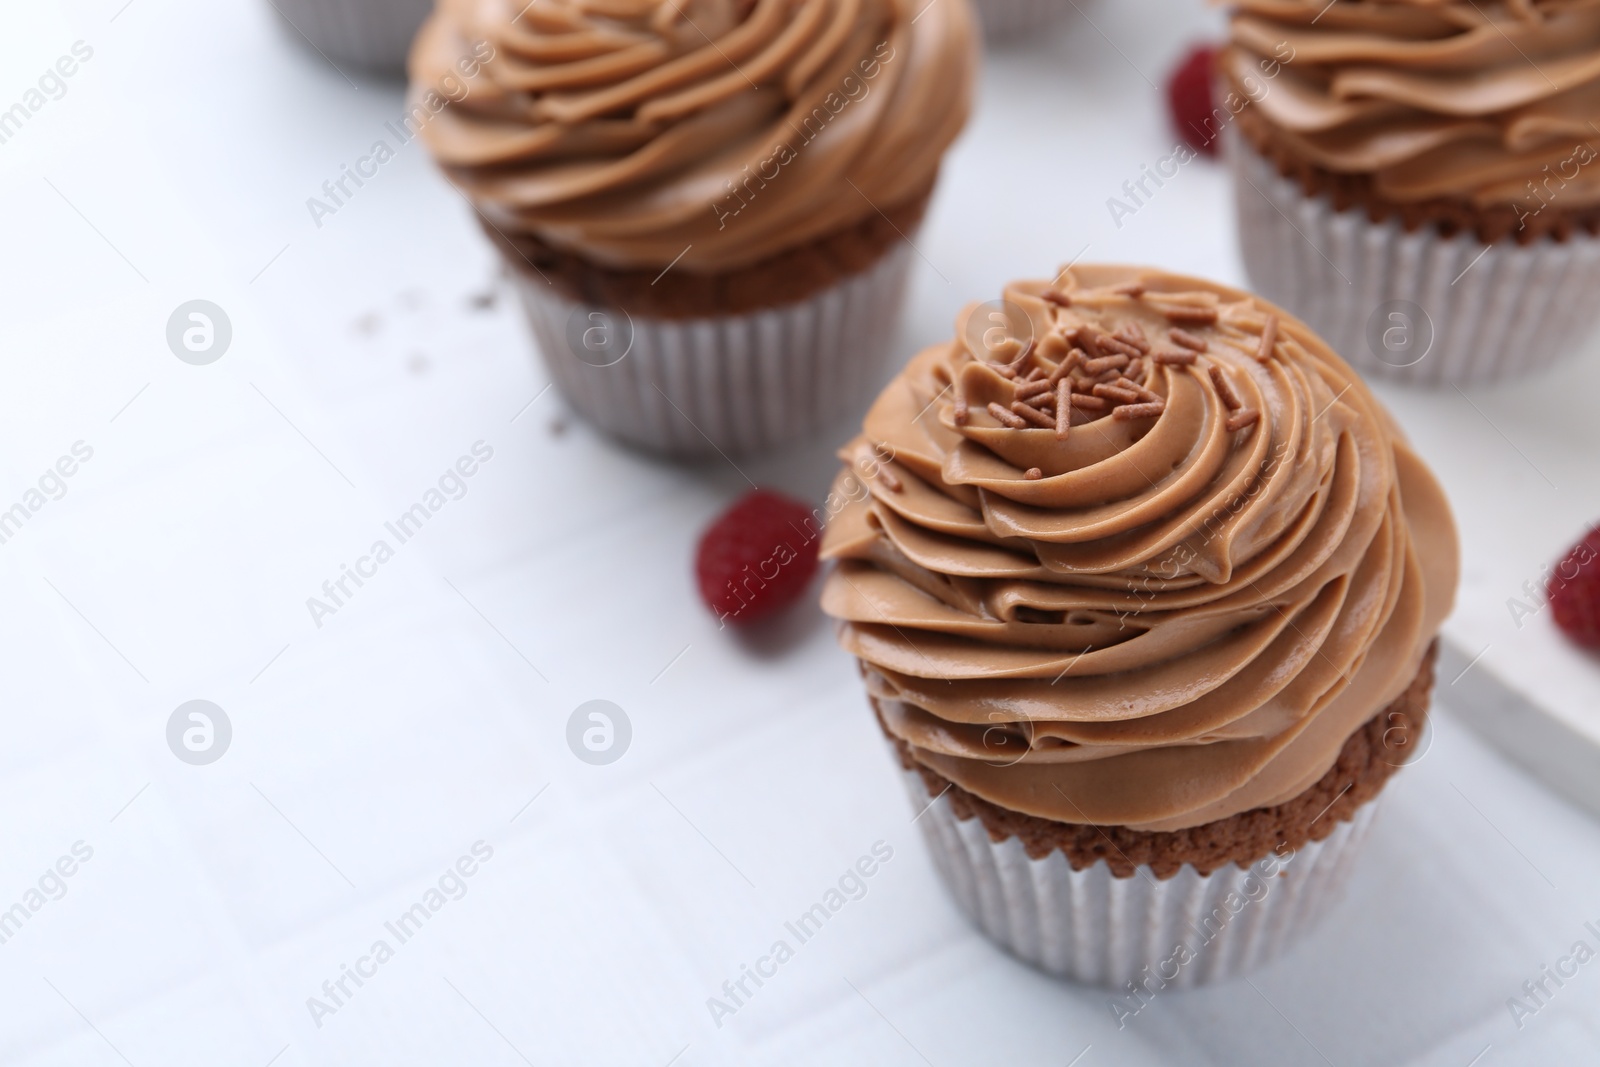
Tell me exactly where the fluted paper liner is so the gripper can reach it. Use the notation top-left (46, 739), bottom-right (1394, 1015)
top-left (271, 0), bottom-right (433, 73)
top-left (1232, 138), bottom-right (1600, 387)
top-left (508, 242), bottom-right (915, 457)
top-left (902, 765), bottom-right (1379, 987)
top-left (971, 0), bottom-right (1069, 39)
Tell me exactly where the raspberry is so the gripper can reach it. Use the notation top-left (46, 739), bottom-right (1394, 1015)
top-left (696, 489), bottom-right (820, 626)
top-left (1166, 44), bottom-right (1221, 158)
top-left (1549, 526), bottom-right (1600, 650)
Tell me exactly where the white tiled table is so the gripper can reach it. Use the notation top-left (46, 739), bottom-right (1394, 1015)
top-left (5, 2), bottom-right (1600, 1065)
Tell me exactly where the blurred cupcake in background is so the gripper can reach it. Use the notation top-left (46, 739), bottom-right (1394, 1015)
top-left (821, 264), bottom-right (1458, 985)
top-left (1224, 0), bottom-right (1600, 385)
top-left (273, 0), bottom-right (435, 73)
top-left (411, 0), bottom-right (977, 457)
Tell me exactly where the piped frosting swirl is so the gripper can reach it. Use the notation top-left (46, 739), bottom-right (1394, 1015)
top-left (409, 0), bottom-right (976, 272)
top-left (820, 265), bottom-right (1458, 833)
top-left (1225, 0), bottom-right (1600, 216)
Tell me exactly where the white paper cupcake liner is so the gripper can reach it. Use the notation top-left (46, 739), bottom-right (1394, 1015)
top-left (1231, 136), bottom-right (1600, 386)
top-left (507, 240), bottom-right (916, 457)
top-left (269, 0), bottom-right (434, 73)
top-left (902, 765), bottom-right (1379, 987)
top-left (971, 0), bottom-right (1068, 40)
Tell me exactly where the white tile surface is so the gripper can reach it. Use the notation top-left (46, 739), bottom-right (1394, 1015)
top-left (6, 1), bottom-right (1600, 1064)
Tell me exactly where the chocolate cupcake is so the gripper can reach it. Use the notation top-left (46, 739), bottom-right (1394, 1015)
top-left (1224, 0), bottom-right (1600, 385)
top-left (410, 0), bottom-right (976, 455)
top-left (820, 264), bottom-right (1458, 986)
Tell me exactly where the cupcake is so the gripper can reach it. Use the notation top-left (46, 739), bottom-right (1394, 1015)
top-left (272, 0), bottom-right (435, 73)
top-left (1224, 0), bottom-right (1600, 386)
top-left (819, 264), bottom-right (1458, 986)
top-left (410, 0), bottom-right (977, 456)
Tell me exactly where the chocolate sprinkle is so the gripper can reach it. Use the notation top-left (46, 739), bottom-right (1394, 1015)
top-left (1225, 408), bottom-right (1261, 432)
top-left (1114, 322), bottom-right (1150, 353)
top-left (1161, 305), bottom-right (1219, 326)
top-left (1092, 381), bottom-right (1142, 404)
top-left (1208, 364), bottom-right (1244, 411)
top-left (1256, 314), bottom-right (1278, 362)
top-left (1097, 334), bottom-right (1143, 359)
top-left (1011, 401), bottom-right (1056, 428)
top-left (1071, 394), bottom-right (1111, 413)
top-left (988, 402), bottom-right (1027, 428)
top-left (1113, 401), bottom-right (1165, 420)
top-left (1048, 347), bottom-right (1084, 387)
top-left (1082, 354), bottom-right (1130, 375)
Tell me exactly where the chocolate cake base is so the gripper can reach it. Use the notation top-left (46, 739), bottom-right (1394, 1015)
top-left (885, 640), bottom-right (1437, 879)
top-left (481, 183), bottom-right (934, 319)
top-left (1233, 103), bottom-right (1600, 247)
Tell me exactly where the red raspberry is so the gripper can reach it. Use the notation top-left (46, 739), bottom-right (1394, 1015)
top-left (1166, 44), bottom-right (1221, 158)
top-left (696, 489), bottom-right (821, 627)
top-left (1549, 526), bottom-right (1600, 650)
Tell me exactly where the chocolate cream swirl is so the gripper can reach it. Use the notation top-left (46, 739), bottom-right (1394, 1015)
top-left (409, 0), bottom-right (975, 272)
top-left (1225, 0), bottom-right (1600, 213)
top-left (820, 266), bottom-right (1457, 833)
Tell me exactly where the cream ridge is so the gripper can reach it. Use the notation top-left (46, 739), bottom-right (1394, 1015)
top-left (1224, 0), bottom-right (1600, 213)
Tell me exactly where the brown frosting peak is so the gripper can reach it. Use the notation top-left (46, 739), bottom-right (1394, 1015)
top-left (409, 0), bottom-right (976, 272)
top-left (1226, 0), bottom-right (1600, 216)
top-left (820, 265), bottom-right (1458, 832)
